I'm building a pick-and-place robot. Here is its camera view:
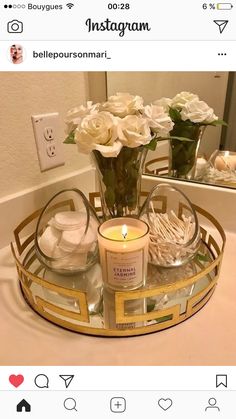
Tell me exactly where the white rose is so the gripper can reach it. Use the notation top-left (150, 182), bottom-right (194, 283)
top-left (65, 101), bottom-right (99, 135)
top-left (143, 105), bottom-right (174, 137)
top-left (103, 92), bottom-right (144, 117)
top-left (117, 115), bottom-right (152, 148)
top-left (180, 99), bottom-right (218, 124)
top-left (153, 97), bottom-right (172, 112)
top-left (75, 111), bottom-right (122, 157)
top-left (171, 91), bottom-right (199, 109)
top-left (94, 140), bottom-right (123, 157)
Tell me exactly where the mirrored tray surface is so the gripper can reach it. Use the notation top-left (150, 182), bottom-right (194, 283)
top-left (11, 202), bottom-right (225, 337)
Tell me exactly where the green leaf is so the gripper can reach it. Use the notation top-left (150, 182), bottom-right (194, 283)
top-left (127, 189), bottom-right (138, 209)
top-left (169, 107), bottom-right (182, 122)
top-left (147, 302), bottom-right (156, 312)
top-left (64, 131), bottom-right (76, 144)
top-left (154, 314), bottom-right (172, 324)
top-left (129, 167), bottom-right (139, 181)
top-left (144, 138), bottom-right (157, 151)
top-left (155, 137), bottom-right (171, 142)
top-left (105, 187), bottom-right (115, 208)
top-left (103, 170), bottom-right (116, 187)
top-left (170, 136), bottom-right (194, 142)
top-left (196, 253), bottom-right (211, 262)
top-left (210, 119), bottom-right (228, 127)
top-left (170, 137), bottom-right (198, 175)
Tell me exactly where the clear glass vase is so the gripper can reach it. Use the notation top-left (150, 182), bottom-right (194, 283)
top-left (169, 124), bottom-right (205, 180)
top-left (92, 146), bottom-right (148, 219)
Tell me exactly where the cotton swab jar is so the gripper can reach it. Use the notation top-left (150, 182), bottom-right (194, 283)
top-left (139, 183), bottom-right (201, 268)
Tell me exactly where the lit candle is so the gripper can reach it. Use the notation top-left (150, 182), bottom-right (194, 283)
top-left (98, 218), bottom-right (149, 290)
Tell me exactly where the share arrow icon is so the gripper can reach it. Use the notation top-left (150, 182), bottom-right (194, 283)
top-left (214, 20), bottom-right (229, 34)
top-left (59, 375), bottom-right (74, 388)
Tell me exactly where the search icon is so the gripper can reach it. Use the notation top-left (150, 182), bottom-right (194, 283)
top-left (64, 398), bottom-right (77, 411)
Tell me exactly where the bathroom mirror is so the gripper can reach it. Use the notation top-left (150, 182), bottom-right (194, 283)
top-left (106, 72), bottom-right (236, 189)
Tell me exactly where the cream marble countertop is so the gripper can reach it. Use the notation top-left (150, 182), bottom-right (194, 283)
top-left (0, 231), bottom-right (236, 366)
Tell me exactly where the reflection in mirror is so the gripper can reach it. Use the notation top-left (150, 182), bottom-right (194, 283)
top-left (106, 72), bottom-right (236, 189)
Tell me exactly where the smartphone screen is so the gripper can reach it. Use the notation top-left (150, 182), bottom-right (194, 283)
top-left (0, 1), bottom-right (235, 418)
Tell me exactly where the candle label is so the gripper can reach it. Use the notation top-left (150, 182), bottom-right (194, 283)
top-left (105, 249), bottom-right (144, 289)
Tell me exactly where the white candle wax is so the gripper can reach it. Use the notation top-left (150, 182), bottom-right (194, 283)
top-left (98, 218), bottom-right (149, 290)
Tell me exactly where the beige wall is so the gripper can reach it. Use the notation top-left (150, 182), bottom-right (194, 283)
top-left (0, 72), bottom-right (93, 199)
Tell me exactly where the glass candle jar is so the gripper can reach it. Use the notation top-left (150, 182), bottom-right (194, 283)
top-left (98, 218), bottom-right (149, 290)
top-left (209, 150), bottom-right (236, 171)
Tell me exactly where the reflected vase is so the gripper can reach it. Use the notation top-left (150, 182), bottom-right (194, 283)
top-left (92, 146), bottom-right (148, 219)
top-left (169, 124), bottom-right (205, 180)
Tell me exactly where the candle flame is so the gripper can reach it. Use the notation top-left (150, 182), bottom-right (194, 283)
top-left (122, 224), bottom-right (128, 239)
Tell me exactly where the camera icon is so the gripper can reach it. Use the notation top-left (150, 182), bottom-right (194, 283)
top-left (7, 20), bottom-right (23, 33)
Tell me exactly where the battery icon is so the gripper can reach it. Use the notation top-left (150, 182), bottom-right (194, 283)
top-left (217, 3), bottom-right (233, 9)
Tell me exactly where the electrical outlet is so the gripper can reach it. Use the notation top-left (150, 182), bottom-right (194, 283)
top-left (44, 127), bottom-right (54, 141)
top-left (31, 112), bottom-right (65, 172)
top-left (46, 144), bottom-right (56, 157)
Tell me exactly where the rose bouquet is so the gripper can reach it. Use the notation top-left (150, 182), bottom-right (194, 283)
top-left (64, 93), bottom-right (173, 218)
top-left (155, 92), bottom-right (227, 178)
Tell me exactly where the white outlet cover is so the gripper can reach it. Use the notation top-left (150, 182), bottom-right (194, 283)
top-left (31, 112), bottom-right (65, 172)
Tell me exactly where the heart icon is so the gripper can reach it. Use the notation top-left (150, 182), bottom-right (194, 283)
top-left (158, 398), bottom-right (173, 411)
top-left (9, 374), bottom-right (24, 388)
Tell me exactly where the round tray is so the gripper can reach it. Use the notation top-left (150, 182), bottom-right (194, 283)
top-left (11, 199), bottom-right (225, 337)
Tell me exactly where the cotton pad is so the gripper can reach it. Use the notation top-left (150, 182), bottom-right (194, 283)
top-left (38, 226), bottom-right (61, 257)
top-left (59, 226), bottom-right (97, 253)
top-left (52, 211), bottom-right (88, 231)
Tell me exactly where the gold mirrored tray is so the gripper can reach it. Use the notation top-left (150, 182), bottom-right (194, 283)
top-left (11, 201), bottom-right (225, 337)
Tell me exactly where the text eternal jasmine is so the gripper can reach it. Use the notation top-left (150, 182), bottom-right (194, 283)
top-left (85, 18), bottom-right (151, 37)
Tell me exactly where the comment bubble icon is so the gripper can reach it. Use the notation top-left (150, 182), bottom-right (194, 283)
top-left (34, 374), bottom-right (49, 389)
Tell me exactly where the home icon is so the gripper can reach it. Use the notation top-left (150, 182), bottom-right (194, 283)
top-left (16, 399), bottom-right (31, 412)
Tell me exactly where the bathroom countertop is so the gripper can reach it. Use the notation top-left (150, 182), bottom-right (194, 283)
top-left (1, 231), bottom-right (236, 366)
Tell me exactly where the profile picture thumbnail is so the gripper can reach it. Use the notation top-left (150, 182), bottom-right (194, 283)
top-left (9, 44), bottom-right (24, 64)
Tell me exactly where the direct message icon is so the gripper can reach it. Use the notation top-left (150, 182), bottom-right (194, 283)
top-left (59, 375), bottom-right (74, 388)
top-left (214, 20), bottom-right (229, 34)
top-left (158, 398), bottom-right (173, 411)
